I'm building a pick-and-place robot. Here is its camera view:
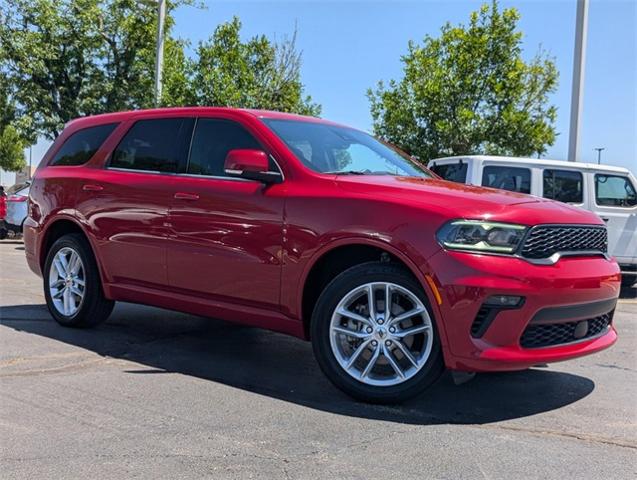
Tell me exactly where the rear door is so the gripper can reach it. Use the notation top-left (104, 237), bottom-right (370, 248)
top-left (166, 117), bottom-right (285, 310)
top-left (590, 173), bottom-right (637, 262)
top-left (78, 117), bottom-right (194, 287)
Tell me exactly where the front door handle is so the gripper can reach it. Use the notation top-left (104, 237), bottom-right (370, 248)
top-left (601, 217), bottom-right (610, 223)
top-left (174, 192), bottom-right (200, 201)
top-left (82, 184), bottom-right (103, 192)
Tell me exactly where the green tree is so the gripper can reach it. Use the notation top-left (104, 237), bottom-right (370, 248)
top-left (0, 0), bottom-right (192, 139)
top-left (368, 1), bottom-right (558, 162)
top-left (0, 71), bottom-right (26, 171)
top-left (1, 3), bottom-right (319, 143)
top-left (189, 18), bottom-right (320, 116)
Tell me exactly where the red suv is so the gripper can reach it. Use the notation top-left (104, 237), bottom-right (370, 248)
top-left (24, 108), bottom-right (620, 403)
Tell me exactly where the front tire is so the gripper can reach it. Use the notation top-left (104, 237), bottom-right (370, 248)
top-left (311, 262), bottom-right (444, 404)
top-left (44, 233), bottom-right (114, 328)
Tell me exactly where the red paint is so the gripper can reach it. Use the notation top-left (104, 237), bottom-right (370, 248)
top-left (24, 107), bottom-right (620, 371)
top-left (224, 149), bottom-right (269, 172)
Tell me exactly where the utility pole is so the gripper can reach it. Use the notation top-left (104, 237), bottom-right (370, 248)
top-left (154, 0), bottom-right (166, 107)
top-left (594, 147), bottom-right (605, 165)
top-left (568, 0), bottom-right (589, 162)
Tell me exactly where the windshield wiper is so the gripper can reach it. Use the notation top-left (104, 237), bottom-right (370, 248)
top-left (325, 170), bottom-right (368, 175)
top-left (325, 170), bottom-right (397, 176)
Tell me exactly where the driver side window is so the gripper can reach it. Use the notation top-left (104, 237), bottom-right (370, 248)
top-left (188, 119), bottom-right (263, 177)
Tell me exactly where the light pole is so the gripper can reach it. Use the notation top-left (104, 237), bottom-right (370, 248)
top-left (568, 0), bottom-right (589, 162)
top-left (594, 147), bottom-right (605, 165)
top-left (154, 0), bottom-right (166, 106)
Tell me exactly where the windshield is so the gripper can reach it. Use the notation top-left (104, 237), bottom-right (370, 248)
top-left (263, 119), bottom-right (431, 177)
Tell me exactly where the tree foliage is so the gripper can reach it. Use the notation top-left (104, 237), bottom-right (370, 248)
top-left (185, 18), bottom-right (320, 116)
top-left (0, 1), bottom-right (319, 142)
top-left (0, 71), bottom-right (26, 171)
top-left (0, 0), bottom-right (191, 139)
top-left (368, 1), bottom-right (558, 161)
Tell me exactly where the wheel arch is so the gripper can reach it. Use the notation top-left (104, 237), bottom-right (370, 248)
top-left (39, 216), bottom-right (109, 292)
top-left (299, 238), bottom-right (444, 341)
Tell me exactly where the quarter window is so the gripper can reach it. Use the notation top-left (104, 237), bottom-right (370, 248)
top-left (595, 174), bottom-right (637, 207)
top-left (110, 118), bottom-right (193, 173)
top-left (481, 166), bottom-right (531, 194)
top-left (430, 163), bottom-right (468, 183)
top-left (543, 169), bottom-right (583, 203)
top-left (188, 119), bottom-right (263, 177)
top-left (50, 123), bottom-right (118, 166)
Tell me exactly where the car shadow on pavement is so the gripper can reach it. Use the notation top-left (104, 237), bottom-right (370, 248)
top-left (0, 303), bottom-right (595, 426)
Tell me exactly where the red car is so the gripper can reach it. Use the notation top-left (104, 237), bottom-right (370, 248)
top-left (24, 108), bottom-right (620, 403)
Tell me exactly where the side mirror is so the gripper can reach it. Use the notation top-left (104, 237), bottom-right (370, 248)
top-left (224, 149), bottom-right (282, 184)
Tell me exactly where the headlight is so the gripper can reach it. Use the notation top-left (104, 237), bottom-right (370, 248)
top-left (436, 220), bottom-right (527, 254)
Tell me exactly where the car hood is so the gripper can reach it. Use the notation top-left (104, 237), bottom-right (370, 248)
top-left (335, 176), bottom-right (603, 226)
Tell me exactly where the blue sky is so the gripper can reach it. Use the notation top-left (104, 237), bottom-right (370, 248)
top-left (21, 0), bottom-right (637, 175)
top-left (172, 0), bottom-right (636, 172)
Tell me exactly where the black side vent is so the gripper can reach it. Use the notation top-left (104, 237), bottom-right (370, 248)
top-left (470, 306), bottom-right (492, 337)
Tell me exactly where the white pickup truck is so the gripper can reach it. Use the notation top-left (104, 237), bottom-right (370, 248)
top-left (429, 155), bottom-right (637, 287)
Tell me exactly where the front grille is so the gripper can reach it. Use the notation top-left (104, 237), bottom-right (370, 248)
top-left (520, 225), bottom-right (607, 260)
top-left (520, 312), bottom-right (612, 348)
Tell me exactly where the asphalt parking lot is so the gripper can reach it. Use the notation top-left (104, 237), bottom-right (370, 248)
top-left (0, 239), bottom-right (635, 479)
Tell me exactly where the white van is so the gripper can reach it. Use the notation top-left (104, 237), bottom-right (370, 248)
top-left (429, 155), bottom-right (637, 286)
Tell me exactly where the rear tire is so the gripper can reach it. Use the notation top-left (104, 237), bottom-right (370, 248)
top-left (44, 233), bottom-right (114, 328)
top-left (311, 262), bottom-right (444, 404)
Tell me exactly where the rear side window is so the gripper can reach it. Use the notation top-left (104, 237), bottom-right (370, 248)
top-left (430, 163), bottom-right (468, 183)
top-left (481, 166), bottom-right (531, 194)
top-left (543, 169), bottom-right (583, 203)
top-left (595, 174), bottom-right (637, 207)
top-left (188, 119), bottom-right (262, 176)
top-left (50, 123), bottom-right (118, 166)
top-left (110, 118), bottom-right (193, 173)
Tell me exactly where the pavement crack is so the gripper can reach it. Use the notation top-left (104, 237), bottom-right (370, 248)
top-left (480, 423), bottom-right (637, 450)
top-left (594, 363), bottom-right (636, 373)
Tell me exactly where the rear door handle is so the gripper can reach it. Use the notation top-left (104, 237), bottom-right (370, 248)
top-left (601, 217), bottom-right (610, 222)
top-left (82, 184), bottom-right (103, 192)
top-left (174, 192), bottom-right (200, 201)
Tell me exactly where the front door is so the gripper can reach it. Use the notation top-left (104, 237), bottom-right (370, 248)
top-left (167, 118), bottom-right (285, 310)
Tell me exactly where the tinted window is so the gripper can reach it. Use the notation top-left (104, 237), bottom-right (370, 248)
top-left (543, 169), bottom-right (583, 203)
top-left (263, 119), bottom-right (431, 177)
top-left (481, 166), bottom-right (531, 194)
top-left (595, 174), bottom-right (637, 207)
top-left (50, 123), bottom-right (117, 166)
top-left (110, 118), bottom-right (192, 173)
top-left (430, 163), bottom-right (468, 183)
top-left (188, 119), bottom-right (262, 176)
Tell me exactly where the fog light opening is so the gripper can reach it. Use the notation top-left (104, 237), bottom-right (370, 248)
top-left (484, 295), bottom-right (524, 307)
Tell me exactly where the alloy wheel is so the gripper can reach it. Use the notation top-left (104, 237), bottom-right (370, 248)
top-left (329, 282), bottom-right (434, 386)
top-left (48, 247), bottom-right (86, 317)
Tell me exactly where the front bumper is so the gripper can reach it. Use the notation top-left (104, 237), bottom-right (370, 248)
top-left (427, 250), bottom-right (621, 372)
